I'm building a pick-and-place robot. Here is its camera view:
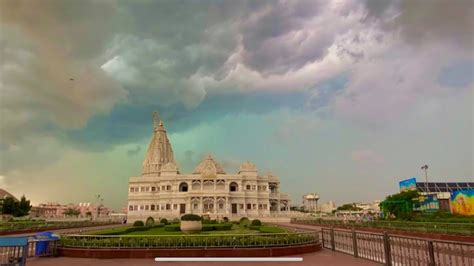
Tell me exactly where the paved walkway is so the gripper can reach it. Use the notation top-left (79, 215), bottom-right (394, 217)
top-left (27, 250), bottom-right (379, 266)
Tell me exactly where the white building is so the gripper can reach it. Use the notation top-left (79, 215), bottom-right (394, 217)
top-left (319, 201), bottom-right (336, 213)
top-left (127, 113), bottom-right (290, 222)
top-left (302, 193), bottom-right (319, 212)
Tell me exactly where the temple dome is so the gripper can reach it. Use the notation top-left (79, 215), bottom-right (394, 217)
top-left (161, 162), bottom-right (178, 172)
top-left (192, 155), bottom-right (226, 178)
top-left (239, 161), bottom-right (258, 172)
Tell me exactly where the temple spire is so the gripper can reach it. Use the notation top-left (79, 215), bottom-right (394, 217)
top-left (153, 111), bottom-right (161, 131)
top-left (142, 111), bottom-right (176, 176)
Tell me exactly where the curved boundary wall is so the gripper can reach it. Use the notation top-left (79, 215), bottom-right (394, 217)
top-left (58, 243), bottom-right (321, 258)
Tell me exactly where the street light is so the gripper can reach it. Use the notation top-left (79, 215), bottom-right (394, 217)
top-left (95, 194), bottom-right (103, 220)
top-left (421, 164), bottom-right (429, 183)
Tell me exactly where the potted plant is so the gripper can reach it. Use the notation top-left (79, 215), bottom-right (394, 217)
top-left (180, 214), bottom-right (202, 233)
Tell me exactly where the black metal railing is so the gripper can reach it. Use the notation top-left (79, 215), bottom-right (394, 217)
top-left (322, 228), bottom-right (474, 265)
top-left (292, 218), bottom-right (474, 236)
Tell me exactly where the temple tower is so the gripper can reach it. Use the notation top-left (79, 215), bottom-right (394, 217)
top-left (141, 112), bottom-right (176, 176)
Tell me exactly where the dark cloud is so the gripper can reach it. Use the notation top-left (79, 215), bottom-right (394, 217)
top-left (64, 90), bottom-right (309, 151)
top-left (126, 145), bottom-right (141, 156)
top-left (364, 0), bottom-right (474, 47)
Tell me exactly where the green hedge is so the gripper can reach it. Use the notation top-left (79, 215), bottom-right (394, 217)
top-left (60, 232), bottom-right (318, 248)
top-left (133, 221), bottom-right (144, 227)
top-left (251, 219), bottom-right (262, 226)
top-left (164, 224), bottom-right (181, 231)
top-left (258, 226), bottom-right (286, 233)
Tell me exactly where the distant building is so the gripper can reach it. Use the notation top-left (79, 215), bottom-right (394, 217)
top-left (29, 202), bottom-right (110, 219)
top-left (355, 200), bottom-right (381, 213)
top-left (320, 201), bottom-right (336, 213)
top-left (399, 178), bottom-right (474, 213)
top-left (0, 189), bottom-right (17, 201)
top-left (302, 193), bottom-right (319, 212)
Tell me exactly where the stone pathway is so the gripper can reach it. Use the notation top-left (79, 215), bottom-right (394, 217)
top-left (27, 249), bottom-right (379, 266)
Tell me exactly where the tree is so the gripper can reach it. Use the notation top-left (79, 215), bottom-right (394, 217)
top-left (15, 196), bottom-right (31, 217)
top-left (337, 203), bottom-right (362, 211)
top-left (64, 208), bottom-right (81, 217)
top-left (1, 197), bottom-right (17, 215)
top-left (1, 196), bottom-right (31, 217)
top-left (380, 190), bottom-right (420, 220)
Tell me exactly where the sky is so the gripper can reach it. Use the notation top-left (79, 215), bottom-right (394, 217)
top-left (0, 0), bottom-right (473, 210)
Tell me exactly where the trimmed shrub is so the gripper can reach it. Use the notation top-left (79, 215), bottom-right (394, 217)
top-left (172, 218), bottom-right (180, 224)
top-left (133, 220), bottom-right (144, 227)
top-left (202, 219), bottom-right (217, 224)
top-left (152, 223), bottom-right (164, 228)
top-left (222, 217), bottom-right (229, 223)
top-left (239, 217), bottom-right (250, 227)
top-left (202, 224), bottom-right (214, 231)
top-left (181, 214), bottom-right (202, 221)
top-left (160, 218), bottom-right (169, 225)
top-left (239, 217), bottom-right (249, 223)
top-left (251, 219), bottom-right (262, 226)
top-left (146, 217), bottom-right (155, 227)
top-left (214, 223), bottom-right (232, 231)
top-left (164, 224), bottom-right (181, 231)
top-left (258, 226), bottom-right (286, 233)
top-left (249, 225), bottom-right (261, 230)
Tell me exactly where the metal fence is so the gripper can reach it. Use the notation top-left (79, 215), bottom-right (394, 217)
top-left (293, 218), bottom-right (474, 236)
top-left (60, 231), bottom-right (319, 249)
top-left (322, 227), bottom-right (474, 265)
top-left (0, 237), bottom-right (58, 266)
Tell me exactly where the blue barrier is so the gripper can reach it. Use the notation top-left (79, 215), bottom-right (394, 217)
top-left (34, 232), bottom-right (60, 256)
top-left (0, 237), bottom-right (28, 266)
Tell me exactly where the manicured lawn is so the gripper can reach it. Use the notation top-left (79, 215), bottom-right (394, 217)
top-left (88, 224), bottom-right (286, 236)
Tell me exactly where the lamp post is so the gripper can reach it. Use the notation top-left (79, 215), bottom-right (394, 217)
top-left (421, 164), bottom-right (429, 183)
top-left (95, 194), bottom-right (102, 220)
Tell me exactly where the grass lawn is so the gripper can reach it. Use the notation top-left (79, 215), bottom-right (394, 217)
top-left (88, 224), bottom-right (286, 236)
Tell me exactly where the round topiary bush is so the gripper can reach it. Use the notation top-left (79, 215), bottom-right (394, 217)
top-left (133, 220), bottom-right (144, 227)
top-left (181, 214), bottom-right (202, 221)
top-left (160, 218), bottom-right (169, 225)
top-left (222, 217), bottom-right (229, 223)
top-left (146, 217), bottom-right (155, 227)
top-left (239, 217), bottom-right (249, 223)
top-left (172, 218), bottom-right (180, 224)
top-left (239, 217), bottom-right (250, 227)
top-left (251, 219), bottom-right (262, 226)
